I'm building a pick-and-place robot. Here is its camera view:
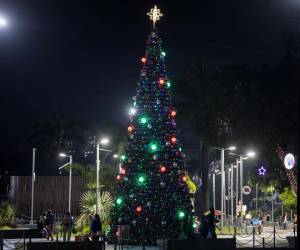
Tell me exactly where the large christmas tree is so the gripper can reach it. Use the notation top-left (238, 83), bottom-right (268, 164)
top-left (109, 6), bottom-right (193, 243)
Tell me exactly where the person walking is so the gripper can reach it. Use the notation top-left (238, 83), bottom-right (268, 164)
top-left (62, 212), bottom-right (73, 241)
top-left (45, 210), bottom-right (55, 241)
top-left (90, 214), bottom-right (102, 241)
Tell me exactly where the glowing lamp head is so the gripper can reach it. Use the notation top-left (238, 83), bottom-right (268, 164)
top-left (160, 166), bottom-right (167, 173)
top-left (100, 138), bottom-right (109, 145)
top-left (228, 146), bottom-right (236, 151)
top-left (159, 78), bottom-right (165, 85)
top-left (246, 151), bottom-right (256, 158)
top-left (0, 17), bottom-right (7, 28)
top-left (129, 107), bottom-right (136, 115)
top-left (59, 153), bottom-right (67, 157)
top-left (141, 57), bottom-right (146, 63)
top-left (136, 206), bottom-right (142, 213)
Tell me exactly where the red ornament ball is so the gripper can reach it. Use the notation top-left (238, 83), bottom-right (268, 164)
top-left (159, 78), bottom-right (165, 85)
top-left (171, 110), bottom-right (177, 117)
top-left (116, 175), bottom-right (121, 180)
top-left (160, 166), bottom-right (167, 173)
top-left (171, 137), bottom-right (177, 143)
top-left (120, 168), bottom-right (126, 175)
top-left (136, 206), bottom-right (142, 213)
top-left (141, 57), bottom-right (146, 63)
top-left (128, 125), bottom-right (133, 132)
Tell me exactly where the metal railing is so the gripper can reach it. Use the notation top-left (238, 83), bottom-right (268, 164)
top-left (233, 225), bottom-right (297, 248)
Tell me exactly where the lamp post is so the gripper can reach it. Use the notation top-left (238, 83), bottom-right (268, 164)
top-left (229, 151), bottom-right (255, 217)
top-left (230, 165), bottom-right (234, 225)
top-left (30, 148), bottom-right (36, 224)
top-left (59, 153), bottom-right (73, 213)
top-left (96, 138), bottom-right (112, 215)
top-left (214, 146), bottom-right (236, 232)
top-left (212, 170), bottom-right (221, 210)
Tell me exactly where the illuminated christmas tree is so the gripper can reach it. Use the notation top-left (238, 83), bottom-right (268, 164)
top-left (109, 6), bottom-right (193, 243)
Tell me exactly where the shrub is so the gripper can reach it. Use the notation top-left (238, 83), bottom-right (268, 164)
top-left (0, 202), bottom-right (15, 226)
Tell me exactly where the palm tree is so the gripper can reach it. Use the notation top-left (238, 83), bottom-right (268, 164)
top-left (76, 191), bottom-right (113, 229)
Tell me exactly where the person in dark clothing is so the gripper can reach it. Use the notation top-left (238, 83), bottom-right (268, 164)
top-left (90, 214), bottom-right (102, 241)
top-left (204, 207), bottom-right (219, 239)
top-left (45, 210), bottom-right (55, 241)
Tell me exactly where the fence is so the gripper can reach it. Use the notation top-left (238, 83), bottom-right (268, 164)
top-left (0, 231), bottom-right (106, 250)
top-left (0, 226), bottom-right (297, 250)
top-left (233, 226), bottom-right (297, 248)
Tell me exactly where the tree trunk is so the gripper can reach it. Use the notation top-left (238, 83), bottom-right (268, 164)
top-left (199, 141), bottom-right (210, 214)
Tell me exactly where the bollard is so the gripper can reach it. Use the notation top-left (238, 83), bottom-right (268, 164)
top-left (0, 231), bottom-right (3, 250)
top-left (252, 227), bottom-right (255, 248)
top-left (29, 234), bottom-right (32, 250)
top-left (114, 237), bottom-right (117, 250)
top-left (103, 233), bottom-right (106, 250)
top-left (273, 227), bottom-right (275, 248)
top-left (262, 237), bottom-right (265, 249)
top-left (56, 233), bottom-right (59, 250)
top-left (23, 232), bottom-right (26, 250)
top-left (294, 226), bottom-right (296, 249)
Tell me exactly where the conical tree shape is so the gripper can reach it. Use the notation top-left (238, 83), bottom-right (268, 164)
top-left (109, 27), bottom-right (193, 243)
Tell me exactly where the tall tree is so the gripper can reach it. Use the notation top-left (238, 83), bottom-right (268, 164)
top-left (175, 62), bottom-right (236, 213)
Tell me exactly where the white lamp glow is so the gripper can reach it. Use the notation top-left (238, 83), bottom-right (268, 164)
top-left (0, 17), bottom-right (7, 28)
top-left (100, 138), bottom-right (109, 145)
top-left (246, 151), bottom-right (256, 158)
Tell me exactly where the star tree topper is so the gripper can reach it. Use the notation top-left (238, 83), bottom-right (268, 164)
top-left (147, 5), bottom-right (163, 28)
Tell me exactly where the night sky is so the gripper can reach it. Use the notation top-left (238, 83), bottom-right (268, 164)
top-left (0, 0), bottom-right (299, 160)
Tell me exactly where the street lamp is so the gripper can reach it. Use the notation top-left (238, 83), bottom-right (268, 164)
top-left (214, 146), bottom-right (236, 232)
top-left (0, 16), bottom-right (7, 28)
top-left (59, 153), bottom-right (73, 213)
top-left (229, 150), bottom-right (255, 218)
top-left (96, 138), bottom-right (112, 214)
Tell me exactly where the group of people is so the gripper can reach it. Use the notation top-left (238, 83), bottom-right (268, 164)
top-left (37, 210), bottom-right (102, 242)
top-left (37, 210), bottom-right (74, 241)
